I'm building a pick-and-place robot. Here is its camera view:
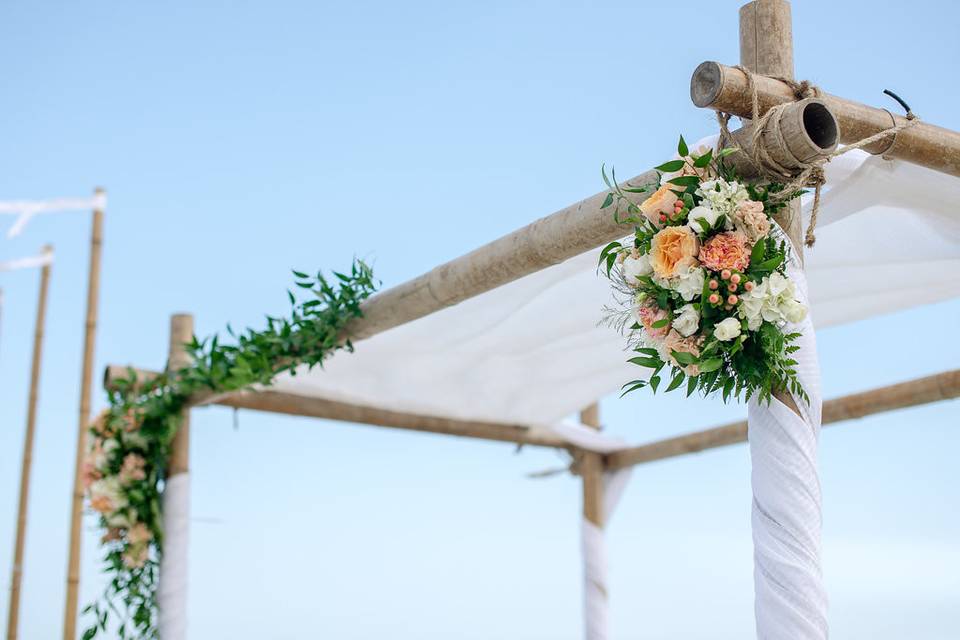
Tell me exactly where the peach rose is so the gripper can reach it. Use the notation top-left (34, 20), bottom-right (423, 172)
top-left (81, 461), bottom-right (101, 489)
top-left (635, 302), bottom-right (671, 340)
top-left (664, 330), bottom-right (703, 376)
top-left (730, 200), bottom-right (770, 244)
top-left (101, 528), bottom-right (122, 543)
top-left (639, 184), bottom-right (678, 226)
top-left (649, 226), bottom-right (700, 278)
top-left (698, 231), bottom-right (751, 272)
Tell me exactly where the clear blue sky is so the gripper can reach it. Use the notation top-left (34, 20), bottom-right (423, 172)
top-left (1, 1), bottom-right (958, 638)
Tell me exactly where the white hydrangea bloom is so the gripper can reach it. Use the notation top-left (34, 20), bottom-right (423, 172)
top-left (698, 178), bottom-right (750, 218)
top-left (738, 272), bottom-right (808, 330)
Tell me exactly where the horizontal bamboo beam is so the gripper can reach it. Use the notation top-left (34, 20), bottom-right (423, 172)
top-left (103, 365), bottom-right (570, 448)
top-left (344, 171), bottom-right (653, 340)
top-left (690, 61), bottom-right (960, 177)
top-left (606, 369), bottom-right (960, 470)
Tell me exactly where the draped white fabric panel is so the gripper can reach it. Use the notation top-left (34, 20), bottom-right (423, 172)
top-left (271, 151), bottom-right (960, 427)
top-left (0, 250), bottom-right (54, 272)
top-left (748, 266), bottom-right (828, 639)
top-left (159, 473), bottom-right (189, 640)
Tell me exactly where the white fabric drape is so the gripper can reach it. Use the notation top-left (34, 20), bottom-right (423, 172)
top-left (748, 263), bottom-right (828, 639)
top-left (0, 193), bottom-right (106, 237)
top-left (547, 421), bottom-right (632, 640)
top-left (0, 250), bottom-right (54, 272)
top-left (159, 473), bottom-right (189, 640)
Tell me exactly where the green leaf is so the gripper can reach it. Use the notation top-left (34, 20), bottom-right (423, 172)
top-left (649, 374), bottom-right (661, 393)
top-left (717, 146), bottom-right (738, 158)
top-left (601, 192), bottom-right (614, 209)
top-left (619, 379), bottom-right (647, 397)
top-left (667, 175), bottom-right (700, 187)
top-left (655, 160), bottom-right (685, 172)
top-left (677, 135), bottom-right (688, 157)
top-left (628, 356), bottom-right (661, 369)
top-left (750, 238), bottom-right (766, 264)
top-left (650, 318), bottom-right (670, 329)
top-left (291, 270), bottom-right (309, 279)
top-left (686, 375), bottom-right (699, 397)
top-left (666, 370), bottom-right (686, 392)
top-left (693, 148), bottom-right (713, 168)
top-left (634, 347), bottom-right (659, 357)
top-left (695, 217), bottom-right (712, 234)
top-left (698, 358), bottom-right (724, 373)
top-left (671, 350), bottom-right (697, 365)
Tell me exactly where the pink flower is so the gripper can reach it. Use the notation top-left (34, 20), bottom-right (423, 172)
top-left (119, 453), bottom-right (147, 485)
top-left (81, 462), bottom-right (101, 489)
top-left (730, 200), bottom-right (771, 244)
top-left (122, 545), bottom-right (149, 570)
top-left (101, 528), bottom-right (122, 543)
top-left (636, 303), bottom-right (671, 340)
top-left (664, 330), bottom-right (703, 376)
top-left (698, 231), bottom-right (751, 273)
top-left (127, 522), bottom-right (152, 545)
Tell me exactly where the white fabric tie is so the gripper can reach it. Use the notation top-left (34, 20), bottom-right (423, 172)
top-left (748, 260), bottom-right (828, 639)
top-left (159, 472), bottom-right (190, 640)
top-left (0, 193), bottom-right (106, 237)
top-left (0, 249), bottom-right (54, 272)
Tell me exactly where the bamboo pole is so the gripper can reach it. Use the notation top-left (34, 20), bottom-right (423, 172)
top-left (158, 314), bottom-right (193, 639)
top-left (6, 246), bottom-right (52, 640)
top-left (691, 61), bottom-right (960, 178)
top-left (101, 365), bottom-right (570, 449)
top-left (606, 368), bottom-right (960, 470)
top-left (63, 188), bottom-right (105, 640)
top-left (579, 404), bottom-right (604, 527)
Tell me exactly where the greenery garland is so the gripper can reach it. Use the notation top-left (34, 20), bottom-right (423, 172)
top-left (81, 260), bottom-right (377, 639)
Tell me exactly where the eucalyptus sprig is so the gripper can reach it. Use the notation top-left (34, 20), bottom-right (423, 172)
top-left (83, 260), bottom-right (377, 640)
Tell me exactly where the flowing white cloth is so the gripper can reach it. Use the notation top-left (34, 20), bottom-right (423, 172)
top-left (582, 468), bottom-right (631, 640)
top-left (0, 193), bottom-right (106, 237)
top-left (0, 250), bottom-right (54, 272)
top-left (549, 421), bottom-right (633, 640)
top-left (159, 473), bottom-right (190, 640)
top-left (747, 262), bottom-right (828, 639)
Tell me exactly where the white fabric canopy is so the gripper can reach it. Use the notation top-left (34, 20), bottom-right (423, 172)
top-left (272, 150), bottom-right (960, 425)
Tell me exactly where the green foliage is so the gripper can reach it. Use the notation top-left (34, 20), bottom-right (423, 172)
top-left (82, 260), bottom-right (377, 640)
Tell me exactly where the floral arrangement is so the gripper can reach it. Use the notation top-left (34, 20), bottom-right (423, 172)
top-left (81, 261), bottom-right (377, 640)
top-left (599, 137), bottom-right (809, 404)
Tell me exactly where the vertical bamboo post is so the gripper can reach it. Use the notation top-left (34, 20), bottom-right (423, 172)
top-left (6, 246), bottom-right (52, 640)
top-left (62, 188), bottom-right (105, 640)
top-left (740, 0), bottom-right (803, 416)
top-left (158, 313), bottom-right (193, 639)
top-left (580, 405), bottom-right (603, 526)
top-left (579, 404), bottom-right (605, 640)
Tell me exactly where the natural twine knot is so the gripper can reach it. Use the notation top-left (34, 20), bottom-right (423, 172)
top-left (716, 65), bottom-right (920, 248)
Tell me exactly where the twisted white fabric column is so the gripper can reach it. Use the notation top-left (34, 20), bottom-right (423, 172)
top-left (582, 468), bottom-right (631, 640)
top-left (748, 261), bottom-right (828, 639)
top-left (159, 473), bottom-right (189, 640)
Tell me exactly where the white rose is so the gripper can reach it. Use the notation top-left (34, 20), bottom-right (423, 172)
top-left (714, 317), bottom-right (742, 341)
top-left (672, 266), bottom-right (705, 302)
top-left (671, 304), bottom-right (700, 337)
top-left (686, 205), bottom-right (722, 232)
top-left (622, 254), bottom-right (652, 284)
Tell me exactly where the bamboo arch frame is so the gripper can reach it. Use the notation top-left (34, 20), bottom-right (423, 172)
top-left (88, 0), bottom-right (960, 637)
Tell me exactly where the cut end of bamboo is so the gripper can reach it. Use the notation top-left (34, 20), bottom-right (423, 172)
top-left (691, 61), bottom-right (724, 108)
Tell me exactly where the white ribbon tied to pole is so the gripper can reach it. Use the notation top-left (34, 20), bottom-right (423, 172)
top-left (0, 249), bottom-right (55, 272)
top-left (547, 421), bottom-right (633, 640)
top-left (748, 256), bottom-right (828, 639)
top-left (0, 193), bottom-right (106, 238)
top-left (159, 473), bottom-right (190, 640)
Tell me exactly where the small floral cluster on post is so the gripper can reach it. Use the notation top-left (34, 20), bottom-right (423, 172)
top-left (600, 137), bottom-right (809, 404)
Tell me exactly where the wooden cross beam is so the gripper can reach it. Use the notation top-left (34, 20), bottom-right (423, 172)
top-left (606, 368), bottom-right (960, 471)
